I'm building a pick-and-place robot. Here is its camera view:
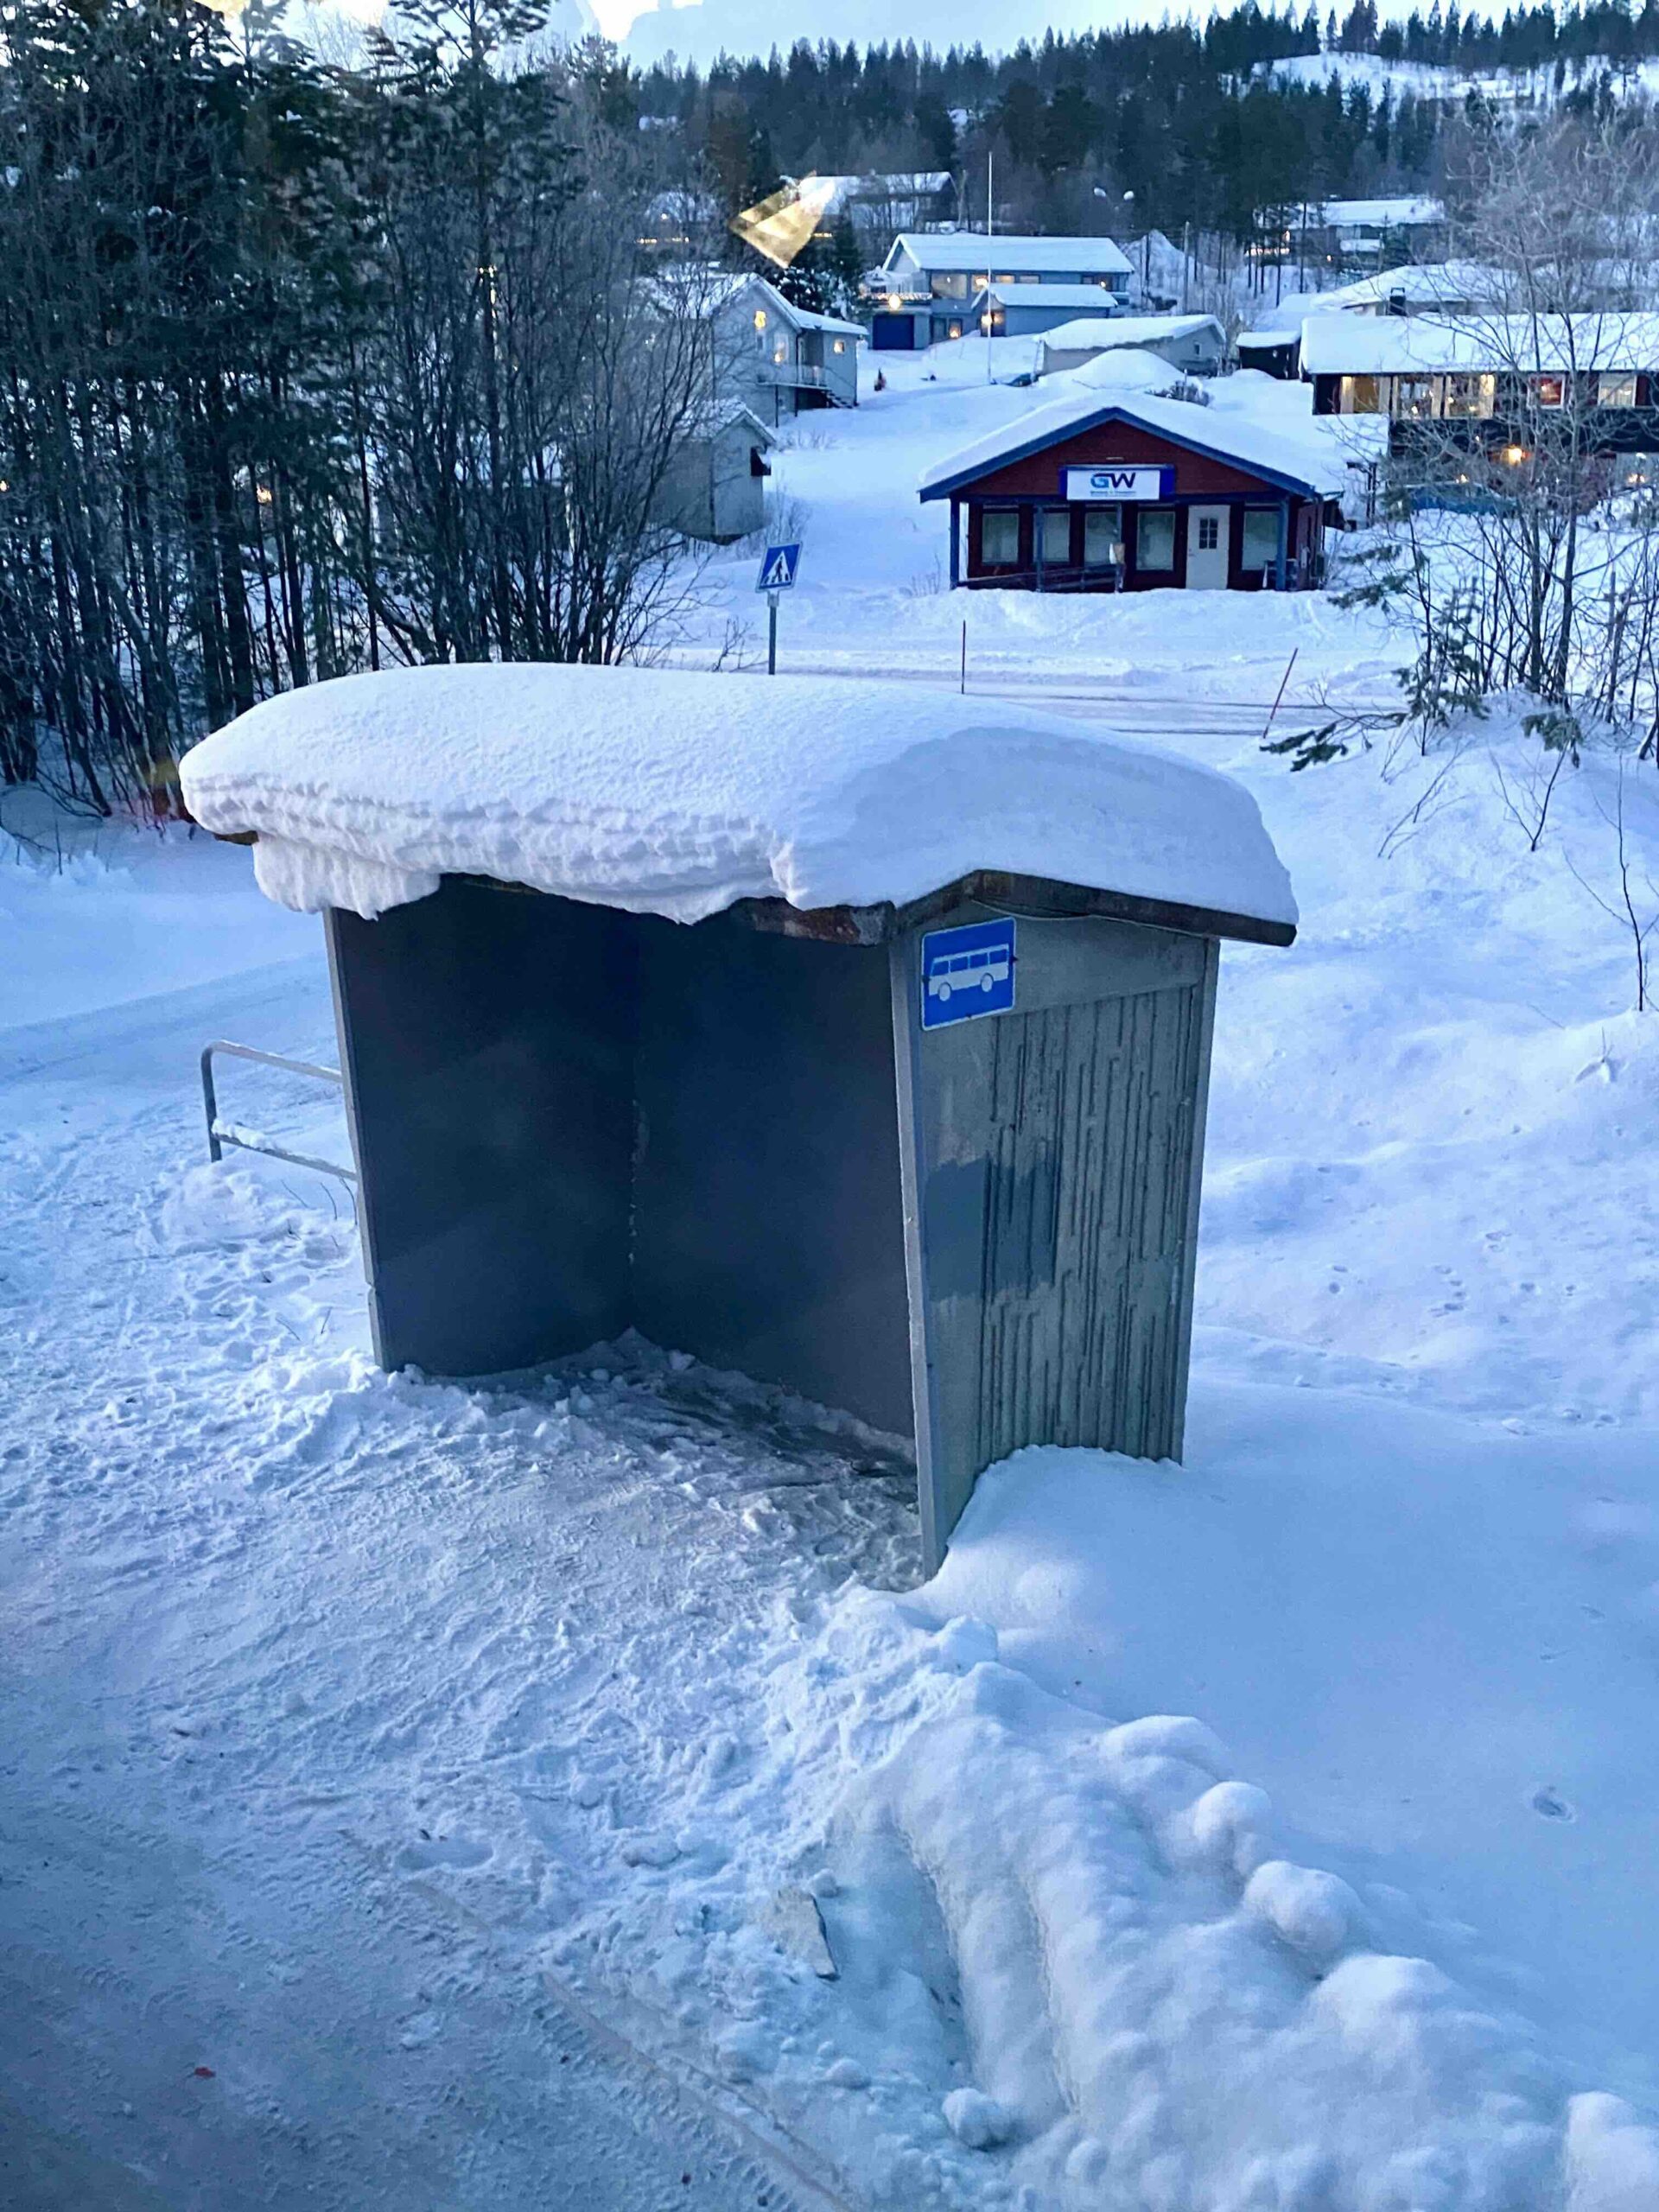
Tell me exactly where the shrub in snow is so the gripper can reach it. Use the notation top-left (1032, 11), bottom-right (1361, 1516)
top-left (942, 2088), bottom-right (1013, 2149)
top-left (1243, 1859), bottom-right (1361, 1965)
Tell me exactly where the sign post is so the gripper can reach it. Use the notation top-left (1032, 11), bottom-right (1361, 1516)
top-left (755, 542), bottom-right (801, 676)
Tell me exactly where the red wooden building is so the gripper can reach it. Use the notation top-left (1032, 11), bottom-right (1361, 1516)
top-left (918, 390), bottom-right (1337, 593)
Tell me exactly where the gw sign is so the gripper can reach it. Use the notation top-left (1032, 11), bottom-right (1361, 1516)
top-left (1062, 465), bottom-right (1175, 503)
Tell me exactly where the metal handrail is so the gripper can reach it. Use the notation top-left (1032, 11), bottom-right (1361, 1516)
top-left (200, 1039), bottom-right (357, 1187)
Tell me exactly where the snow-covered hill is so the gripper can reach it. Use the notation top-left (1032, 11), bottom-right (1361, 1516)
top-left (1255, 48), bottom-right (1659, 107)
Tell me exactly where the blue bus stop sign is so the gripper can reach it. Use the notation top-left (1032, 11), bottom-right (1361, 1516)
top-left (756, 543), bottom-right (801, 592)
top-left (919, 917), bottom-right (1017, 1029)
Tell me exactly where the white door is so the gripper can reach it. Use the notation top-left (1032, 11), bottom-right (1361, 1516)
top-left (1185, 505), bottom-right (1230, 590)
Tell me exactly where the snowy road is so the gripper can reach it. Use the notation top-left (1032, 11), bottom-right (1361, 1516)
top-left (0, 950), bottom-right (900, 2212)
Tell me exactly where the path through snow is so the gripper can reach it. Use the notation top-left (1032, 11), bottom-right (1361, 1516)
top-left (0, 947), bottom-right (902, 2211)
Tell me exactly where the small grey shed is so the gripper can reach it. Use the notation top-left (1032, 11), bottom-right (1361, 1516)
top-left (181, 664), bottom-right (1295, 1570)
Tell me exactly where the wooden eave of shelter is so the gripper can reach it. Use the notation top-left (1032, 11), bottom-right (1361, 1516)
top-left (213, 842), bottom-right (1296, 951)
top-left (467, 866), bottom-right (1298, 950)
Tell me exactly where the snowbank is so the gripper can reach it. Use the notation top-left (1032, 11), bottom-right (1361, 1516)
top-left (1062, 345), bottom-right (1185, 393)
top-left (179, 663), bottom-right (1296, 929)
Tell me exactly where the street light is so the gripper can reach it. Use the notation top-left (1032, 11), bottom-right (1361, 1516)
top-left (1098, 188), bottom-right (1146, 303)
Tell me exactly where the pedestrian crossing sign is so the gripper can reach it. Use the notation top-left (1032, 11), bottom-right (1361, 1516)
top-left (756, 543), bottom-right (801, 593)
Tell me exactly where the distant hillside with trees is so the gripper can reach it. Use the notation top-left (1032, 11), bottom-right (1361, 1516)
top-left (637, 3), bottom-right (1659, 240)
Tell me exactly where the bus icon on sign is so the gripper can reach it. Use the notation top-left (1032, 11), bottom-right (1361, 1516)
top-left (920, 917), bottom-right (1017, 1029)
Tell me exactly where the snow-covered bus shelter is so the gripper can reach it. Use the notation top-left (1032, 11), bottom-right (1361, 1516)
top-left (181, 666), bottom-right (1295, 1568)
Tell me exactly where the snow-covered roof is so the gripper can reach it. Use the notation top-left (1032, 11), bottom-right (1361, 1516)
top-left (1245, 264), bottom-right (1503, 334)
top-left (1314, 261), bottom-right (1504, 313)
top-left (809, 171), bottom-right (952, 210)
top-left (978, 283), bottom-right (1126, 309)
top-left (1039, 313), bottom-right (1223, 353)
top-left (1299, 310), bottom-right (1659, 376)
top-left (887, 231), bottom-right (1133, 277)
top-left (785, 302), bottom-right (865, 340)
top-left (918, 388), bottom-right (1344, 500)
top-left (178, 665), bottom-right (1295, 936)
top-left (669, 271), bottom-right (860, 340)
top-left (1291, 197), bottom-right (1444, 231)
top-left (1236, 327), bottom-right (1303, 351)
top-left (1062, 348), bottom-right (1185, 393)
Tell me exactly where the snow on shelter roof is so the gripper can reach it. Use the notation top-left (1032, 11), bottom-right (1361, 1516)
top-left (179, 664), bottom-right (1296, 940)
top-left (918, 388), bottom-right (1343, 500)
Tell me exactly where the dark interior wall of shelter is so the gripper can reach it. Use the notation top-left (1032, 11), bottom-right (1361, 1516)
top-left (632, 912), bottom-right (914, 1438)
top-left (327, 883), bottom-right (913, 1431)
top-left (327, 882), bottom-right (638, 1375)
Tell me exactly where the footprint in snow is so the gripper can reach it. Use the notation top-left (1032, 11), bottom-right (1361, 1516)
top-left (398, 1833), bottom-right (493, 1872)
top-left (1530, 1788), bottom-right (1575, 1823)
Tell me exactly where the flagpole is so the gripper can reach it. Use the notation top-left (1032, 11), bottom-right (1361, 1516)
top-left (984, 149), bottom-right (995, 385)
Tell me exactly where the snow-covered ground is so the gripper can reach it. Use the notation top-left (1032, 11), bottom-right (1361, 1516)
top-left (673, 346), bottom-right (1391, 702)
top-left (7, 355), bottom-right (1659, 2209)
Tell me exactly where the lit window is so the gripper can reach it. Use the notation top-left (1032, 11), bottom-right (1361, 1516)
top-left (1393, 376), bottom-right (1437, 420)
top-left (1535, 374), bottom-right (1566, 408)
top-left (1444, 373), bottom-right (1495, 419)
top-left (980, 508), bottom-right (1020, 566)
top-left (753, 308), bottom-right (767, 331)
top-left (1601, 372), bottom-right (1639, 407)
top-left (948, 323), bottom-right (963, 340)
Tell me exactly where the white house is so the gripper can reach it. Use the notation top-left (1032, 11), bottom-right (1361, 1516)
top-left (709, 273), bottom-right (861, 425)
top-left (871, 231), bottom-right (1132, 350)
top-left (645, 272), bottom-right (858, 543)
top-left (804, 171), bottom-right (958, 239)
top-left (655, 404), bottom-right (777, 546)
top-left (1285, 196), bottom-right (1446, 264)
top-left (969, 283), bottom-right (1128, 340)
top-left (1036, 313), bottom-right (1226, 380)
